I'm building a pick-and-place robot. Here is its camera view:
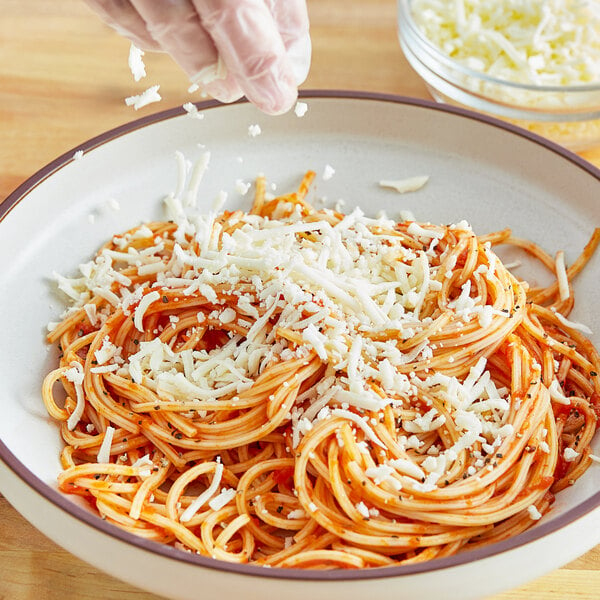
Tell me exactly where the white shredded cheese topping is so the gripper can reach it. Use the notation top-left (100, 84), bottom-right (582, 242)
top-left (180, 461), bottom-right (224, 522)
top-left (322, 164), bottom-right (335, 180)
top-left (294, 101), bottom-right (308, 117)
top-left (549, 379), bottom-right (571, 405)
top-left (555, 251), bottom-right (570, 302)
top-left (125, 85), bottom-right (162, 110)
top-left (235, 179), bottom-right (251, 195)
top-left (355, 501), bottom-right (370, 518)
top-left (97, 426), bottom-right (115, 464)
top-left (248, 124), bottom-right (262, 137)
top-left (185, 151), bottom-right (211, 207)
top-left (551, 308), bottom-right (593, 335)
top-left (564, 447), bottom-right (580, 462)
top-left (182, 102), bottom-right (205, 120)
top-left (379, 176), bottom-right (429, 194)
top-left (208, 487), bottom-right (236, 511)
top-left (131, 454), bottom-right (154, 478)
top-left (134, 291), bottom-right (161, 332)
top-left (51, 171), bottom-right (528, 485)
top-left (64, 362), bottom-right (85, 430)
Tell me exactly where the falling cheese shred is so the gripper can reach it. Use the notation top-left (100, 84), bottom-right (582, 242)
top-left (128, 44), bottom-right (146, 82)
top-left (125, 85), bottom-right (162, 111)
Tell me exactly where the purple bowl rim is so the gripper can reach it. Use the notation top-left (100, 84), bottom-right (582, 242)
top-left (1, 89), bottom-right (600, 582)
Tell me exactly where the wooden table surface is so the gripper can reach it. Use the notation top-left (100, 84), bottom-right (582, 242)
top-left (1, 1), bottom-right (599, 598)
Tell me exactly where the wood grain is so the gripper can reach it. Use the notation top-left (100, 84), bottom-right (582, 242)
top-left (1, 1), bottom-right (599, 599)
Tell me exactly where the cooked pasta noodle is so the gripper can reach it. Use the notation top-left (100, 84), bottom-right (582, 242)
top-left (43, 172), bottom-right (600, 568)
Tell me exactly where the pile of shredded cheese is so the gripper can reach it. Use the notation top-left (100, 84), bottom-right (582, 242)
top-left (53, 193), bottom-right (519, 473)
top-left (411, 0), bottom-right (600, 86)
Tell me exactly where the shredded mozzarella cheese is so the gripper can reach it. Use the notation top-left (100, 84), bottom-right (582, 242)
top-left (180, 461), bottom-right (224, 522)
top-left (248, 124), bottom-right (262, 137)
top-left (294, 101), bottom-right (308, 117)
top-left (564, 447), bottom-right (580, 461)
top-left (97, 426), bottom-right (115, 464)
top-left (555, 251), bottom-right (570, 301)
top-left (379, 176), bottom-right (429, 194)
top-left (411, 0), bottom-right (600, 86)
top-left (125, 85), bottom-right (161, 110)
top-left (134, 291), bottom-right (161, 332)
top-left (128, 44), bottom-right (146, 82)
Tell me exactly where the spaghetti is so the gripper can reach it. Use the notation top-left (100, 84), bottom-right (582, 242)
top-left (43, 172), bottom-right (600, 568)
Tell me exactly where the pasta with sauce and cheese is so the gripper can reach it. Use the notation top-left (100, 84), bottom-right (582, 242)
top-left (43, 171), bottom-right (600, 568)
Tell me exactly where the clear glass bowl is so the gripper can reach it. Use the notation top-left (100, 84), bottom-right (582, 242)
top-left (397, 0), bottom-right (600, 151)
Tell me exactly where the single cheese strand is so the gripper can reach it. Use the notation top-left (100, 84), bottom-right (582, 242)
top-left (555, 251), bottom-right (570, 302)
top-left (134, 291), bottom-right (161, 332)
top-left (180, 462), bottom-right (224, 523)
top-left (97, 426), bottom-right (115, 463)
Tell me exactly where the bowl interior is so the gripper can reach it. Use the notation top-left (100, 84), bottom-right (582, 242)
top-left (1, 93), bottom-right (600, 577)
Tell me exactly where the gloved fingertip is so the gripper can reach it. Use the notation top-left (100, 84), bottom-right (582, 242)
top-left (246, 70), bottom-right (299, 116)
top-left (287, 32), bottom-right (312, 86)
top-left (189, 60), bottom-right (227, 87)
top-left (257, 87), bottom-right (298, 116)
top-left (203, 79), bottom-right (244, 105)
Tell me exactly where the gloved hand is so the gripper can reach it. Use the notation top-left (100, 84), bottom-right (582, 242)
top-left (84, 0), bottom-right (311, 115)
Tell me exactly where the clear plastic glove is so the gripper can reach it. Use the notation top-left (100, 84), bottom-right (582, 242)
top-left (84, 0), bottom-right (311, 115)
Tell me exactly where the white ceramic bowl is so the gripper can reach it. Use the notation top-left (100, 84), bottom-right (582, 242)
top-left (1, 91), bottom-right (600, 600)
top-left (397, 0), bottom-right (600, 151)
